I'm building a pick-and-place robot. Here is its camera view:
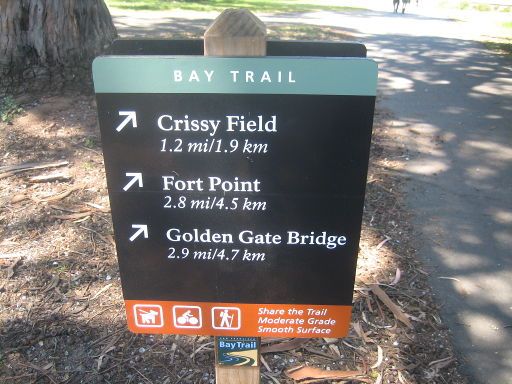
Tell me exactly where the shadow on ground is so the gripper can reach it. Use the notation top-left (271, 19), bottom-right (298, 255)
top-left (366, 29), bottom-right (512, 383)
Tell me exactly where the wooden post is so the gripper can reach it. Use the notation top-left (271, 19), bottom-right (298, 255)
top-left (204, 9), bottom-right (266, 56)
top-left (204, 8), bottom-right (266, 384)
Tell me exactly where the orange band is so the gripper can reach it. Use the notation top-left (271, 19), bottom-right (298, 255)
top-left (125, 300), bottom-right (352, 337)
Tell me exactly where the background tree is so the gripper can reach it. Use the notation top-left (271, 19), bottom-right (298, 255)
top-left (0, 0), bottom-right (117, 91)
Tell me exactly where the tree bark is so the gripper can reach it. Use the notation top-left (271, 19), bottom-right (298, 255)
top-left (0, 0), bottom-right (117, 91)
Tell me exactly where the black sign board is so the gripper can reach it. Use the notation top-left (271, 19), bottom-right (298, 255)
top-left (93, 55), bottom-right (377, 337)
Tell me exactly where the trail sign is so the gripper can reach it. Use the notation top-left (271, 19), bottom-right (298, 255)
top-left (93, 56), bottom-right (377, 337)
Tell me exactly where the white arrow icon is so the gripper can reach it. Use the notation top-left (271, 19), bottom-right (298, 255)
top-left (130, 224), bottom-right (148, 242)
top-left (116, 111), bottom-right (137, 132)
top-left (123, 172), bottom-right (143, 191)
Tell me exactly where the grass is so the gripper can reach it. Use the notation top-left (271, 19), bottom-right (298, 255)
top-left (105, 0), bottom-right (364, 13)
top-left (457, 0), bottom-right (511, 12)
top-left (485, 40), bottom-right (512, 56)
top-left (0, 96), bottom-right (23, 124)
top-left (268, 24), bottom-right (353, 40)
top-left (502, 21), bottom-right (512, 28)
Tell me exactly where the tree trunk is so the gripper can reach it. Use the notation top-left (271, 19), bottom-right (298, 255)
top-left (0, 0), bottom-right (117, 91)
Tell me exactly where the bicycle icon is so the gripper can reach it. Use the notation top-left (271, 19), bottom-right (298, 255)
top-left (177, 310), bottom-right (200, 326)
top-left (173, 305), bottom-right (202, 329)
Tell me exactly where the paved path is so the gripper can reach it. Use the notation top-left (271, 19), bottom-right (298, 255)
top-left (292, 9), bottom-right (512, 383)
top-left (111, 7), bottom-right (512, 383)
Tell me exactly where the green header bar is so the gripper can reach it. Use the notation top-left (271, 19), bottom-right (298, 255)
top-left (93, 56), bottom-right (377, 96)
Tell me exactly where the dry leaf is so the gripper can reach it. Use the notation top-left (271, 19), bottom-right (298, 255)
top-left (375, 236), bottom-right (391, 250)
top-left (89, 283), bottom-right (113, 301)
top-left (169, 341), bottom-right (178, 364)
top-left (29, 172), bottom-right (71, 183)
top-left (97, 346), bottom-right (115, 370)
top-left (261, 338), bottom-right (309, 353)
top-left (398, 370), bottom-right (410, 384)
top-left (260, 354), bottom-right (272, 372)
top-left (371, 346), bottom-right (384, 369)
top-left (438, 276), bottom-right (460, 282)
top-left (105, 234), bottom-right (116, 247)
top-left (85, 202), bottom-right (110, 212)
top-left (390, 268), bottom-right (401, 285)
top-left (286, 365), bottom-right (364, 381)
top-left (189, 341), bottom-right (213, 359)
top-left (53, 211), bottom-right (92, 220)
top-left (0, 160), bottom-right (69, 179)
top-left (6, 258), bottom-right (21, 279)
top-left (0, 258), bottom-right (21, 290)
top-left (11, 194), bottom-right (28, 203)
top-left (41, 275), bottom-right (60, 293)
top-left (323, 337), bottom-right (341, 357)
top-left (38, 186), bottom-right (80, 202)
top-left (261, 337), bottom-right (285, 344)
top-left (428, 356), bottom-right (454, 370)
top-left (370, 284), bottom-right (413, 328)
top-left (353, 321), bottom-right (369, 343)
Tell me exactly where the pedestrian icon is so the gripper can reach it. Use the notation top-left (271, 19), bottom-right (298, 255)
top-left (173, 306), bottom-right (202, 329)
top-left (134, 304), bottom-right (164, 328)
top-left (212, 307), bottom-right (241, 330)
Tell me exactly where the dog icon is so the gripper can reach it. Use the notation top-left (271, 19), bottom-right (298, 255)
top-left (134, 305), bottom-right (164, 328)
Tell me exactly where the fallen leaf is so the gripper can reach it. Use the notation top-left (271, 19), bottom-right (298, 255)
top-left (11, 194), bottom-right (28, 203)
top-left (371, 346), bottom-right (384, 369)
top-left (286, 365), bottom-right (364, 382)
top-left (375, 236), bottom-right (391, 250)
top-left (428, 356), bottom-right (454, 370)
top-left (370, 284), bottom-right (413, 328)
top-left (0, 238), bottom-right (18, 246)
top-left (29, 172), bottom-right (71, 183)
top-left (261, 337), bottom-right (284, 344)
top-left (41, 275), bottom-right (60, 293)
top-left (260, 354), bottom-right (272, 372)
top-left (189, 341), bottom-right (213, 359)
top-left (261, 338), bottom-right (309, 353)
top-left (438, 276), bottom-right (460, 282)
top-left (38, 186), bottom-right (80, 202)
top-left (89, 283), bottom-right (113, 301)
top-left (6, 258), bottom-right (21, 279)
top-left (0, 160), bottom-right (69, 179)
top-left (53, 211), bottom-right (93, 220)
top-left (323, 337), bottom-right (341, 357)
top-left (85, 202), bottom-right (110, 212)
top-left (353, 321), bottom-right (369, 343)
top-left (390, 268), bottom-right (401, 285)
top-left (97, 346), bottom-right (115, 370)
top-left (398, 370), bottom-right (410, 384)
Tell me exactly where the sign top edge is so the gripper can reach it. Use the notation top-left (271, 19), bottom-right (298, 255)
top-left (93, 56), bottom-right (378, 96)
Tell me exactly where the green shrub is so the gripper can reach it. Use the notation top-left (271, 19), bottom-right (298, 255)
top-left (0, 96), bottom-right (24, 124)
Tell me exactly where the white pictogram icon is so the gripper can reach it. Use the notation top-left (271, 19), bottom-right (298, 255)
top-left (129, 224), bottom-right (148, 242)
top-left (116, 111), bottom-right (137, 132)
top-left (133, 304), bottom-right (164, 328)
top-left (212, 307), bottom-right (241, 330)
top-left (123, 172), bottom-right (144, 191)
top-left (173, 306), bottom-right (202, 329)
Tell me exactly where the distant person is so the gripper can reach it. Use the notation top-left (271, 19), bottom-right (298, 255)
top-left (402, 0), bottom-right (410, 13)
top-left (393, 0), bottom-right (410, 13)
